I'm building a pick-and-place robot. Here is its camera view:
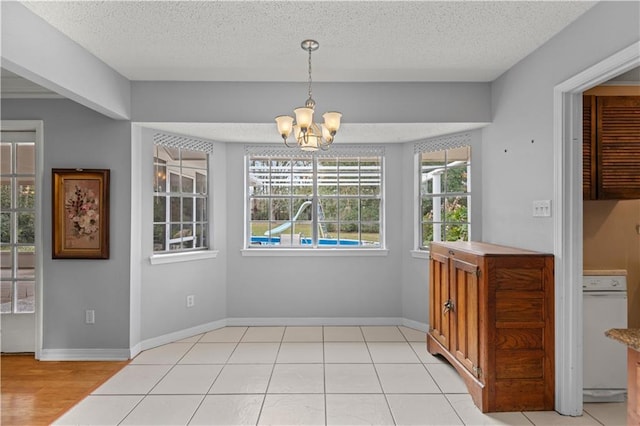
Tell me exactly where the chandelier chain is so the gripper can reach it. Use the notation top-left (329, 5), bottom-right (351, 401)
top-left (307, 45), bottom-right (313, 102)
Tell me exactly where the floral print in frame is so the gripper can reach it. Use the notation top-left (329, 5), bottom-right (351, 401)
top-left (52, 169), bottom-right (109, 259)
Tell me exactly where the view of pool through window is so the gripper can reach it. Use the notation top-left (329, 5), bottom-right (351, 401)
top-left (247, 150), bottom-right (383, 248)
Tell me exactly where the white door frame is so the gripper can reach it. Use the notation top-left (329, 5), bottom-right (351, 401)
top-left (553, 42), bottom-right (640, 416)
top-left (0, 120), bottom-right (44, 359)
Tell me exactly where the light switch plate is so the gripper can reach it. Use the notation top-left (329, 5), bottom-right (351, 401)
top-left (533, 200), bottom-right (551, 217)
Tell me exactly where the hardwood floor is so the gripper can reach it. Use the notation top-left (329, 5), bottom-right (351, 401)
top-left (1, 354), bottom-right (129, 426)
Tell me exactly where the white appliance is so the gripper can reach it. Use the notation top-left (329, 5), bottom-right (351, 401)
top-left (583, 271), bottom-right (628, 402)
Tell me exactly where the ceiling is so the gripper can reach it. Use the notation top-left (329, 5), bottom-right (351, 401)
top-left (3, 1), bottom-right (600, 143)
top-left (18, 1), bottom-right (597, 83)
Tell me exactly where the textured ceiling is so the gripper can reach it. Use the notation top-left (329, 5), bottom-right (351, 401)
top-left (21, 1), bottom-right (597, 83)
top-left (5, 1), bottom-right (601, 143)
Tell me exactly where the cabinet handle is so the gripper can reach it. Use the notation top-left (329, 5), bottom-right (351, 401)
top-left (443, 300), bottom-right (454, 314)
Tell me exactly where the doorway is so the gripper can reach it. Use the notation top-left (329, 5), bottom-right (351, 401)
top-left (554, 42), bottom-right (640, 415)
top-left (1, 121), bottom-right (43, 357)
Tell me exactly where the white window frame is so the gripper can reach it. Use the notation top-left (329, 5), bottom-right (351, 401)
top-left (412, 132), bottom-right (477, 258)
top-left (243, 145), bottom-right (388, 257)
top-left (150, 133), bottom-right (213, 261)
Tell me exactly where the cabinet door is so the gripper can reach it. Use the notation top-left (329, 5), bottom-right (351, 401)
top-left (429, 251), bottom-right (451, 349)
top-left (583, 95), bottom-right (596, 200)
top-left (451, 257), bottom-right (481, 379)
top-left (596, 96), bottom-right (640, 199)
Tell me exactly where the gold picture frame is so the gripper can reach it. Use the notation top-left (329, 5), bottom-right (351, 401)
top-left (52, 168), bottom-right (110, 259)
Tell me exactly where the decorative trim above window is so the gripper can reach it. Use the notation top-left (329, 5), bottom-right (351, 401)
top-left (245, 145), bottom-right (384, 158)
top-left (153, 133), bottom-right (214, 154)
top-left (414, 132), bottom-right (471, 154)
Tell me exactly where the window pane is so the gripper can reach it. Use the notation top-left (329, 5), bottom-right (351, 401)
top-left (0, 143), bottom-right (11, 174)
top-left (422, 223), bottom-right (434, 247)
top-left (170, 223), bottom-right (182, 249)
top-left (360, 199), bottom-right (380, 221)
top-left (181, 224), bottom-right (194, 248)
top-left (250, 198), bottom-right (269, 221)
top-left (445, 224), bottom-right (468, 242)
top-left (153, 224), bottom-right (166, 251)
top-left (445, 165), bottom-right (469, 193)
top-left (445, 196), bottom-right (468, 222)
top-left (0, 212), bottom-right (10, 243)
top-left (360, 159), bottom-right (381, 196)
top-left (169, 171), bottom-right (181, 192)
top-left (170, 197), bottom-right (181, 222)
top-left (16, 143), bottom-right (35, 174)
top-left (1, 178), bottom-right (11, 209)
top-left (292, 160), bottom-right (313, 196)
top-left (1, 250), bottom-right (13, 279)
top-left (153, 158), bottom-right (167, 192)
top-left (181, 176), bottom-right (194, 193)
top-left (1, 281), bottom-right (12, 313)
top-left (270, 159), bottom-right (291, 195)
top-left (153, 196), bottom-right (166, 222)
top-left (271, 198), bottom-right (291, 221)
top-left (17, 178), bottom-right (35, 208)
top-left (249, 158), bottom-right (270, 196)
top-left (318, 159), bottom-right (337, 195)
top-left (338, 198), bottom-right (359, 222)
top-left (319, 198), bottom-right (337, 221)
top-left (338, 159), bottom-right (359, 195)
top-left (182, 197), bottom-right (193, 221)
top-left (338, 223), bottom-right (359, 245)
top-left (195, 172), bottom-right (207, 194)
top-left (17, 248), bottom-right (34, 279)
top-left (195, 198), bottom-right (206, 221)
top-left (17, 213), bottom-right (35, 243)
top-left (195, 224), bottom-right (207, 248)
top-left (361, 223), bottom-right (380, 245)
top-left (16, 281), bottom-right (34, 313)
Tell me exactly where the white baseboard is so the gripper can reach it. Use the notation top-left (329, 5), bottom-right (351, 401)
top-left (137, 319), bottom-right (227, 353)
top-left (39, 348), bottom-right (130, 361)
top-left (225, 317), bottom-right (406, 327)
top-left (402, 318), bottom-right (429, 333)
top-left (39, 317), bottom-right (429, 361)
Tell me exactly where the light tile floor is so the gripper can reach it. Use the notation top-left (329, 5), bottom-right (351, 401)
top-left (53, 326), bottom-right (627, 425)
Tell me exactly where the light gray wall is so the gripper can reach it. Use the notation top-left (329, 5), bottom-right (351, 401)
top-left (136, 128), bottom-right (227, 341)
top-left (131, 81), bottom-right (491, 124)
top-left (1, 99), bottom-right (131, 350)
top-left (482, 1), bottom-right (640, 252)
top-left (225, 143), bottom-right (404, 321)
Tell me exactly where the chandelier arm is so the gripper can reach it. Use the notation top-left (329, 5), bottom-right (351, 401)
top-left (282, 137), bottom-right (295, 148)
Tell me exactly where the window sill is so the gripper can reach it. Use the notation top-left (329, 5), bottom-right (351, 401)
top-left (410, 250), bottom-right (430, 259)
top-left (241, 248), bottom-right (389, 257)
top-left (149, 250), bottom-right (219, 265)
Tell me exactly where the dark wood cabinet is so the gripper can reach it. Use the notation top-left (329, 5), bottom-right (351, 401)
top-left (583, 95), bottom-right (640, 200)
top-left (427, 241), bottom-right (555, 412)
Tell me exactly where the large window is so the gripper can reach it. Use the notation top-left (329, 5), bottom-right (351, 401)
top-left (419, 145), bottom-right (471, 249)
top-left (153, 138), bottom-right (210, 253)
top-left (247, 148), bottom-right (383, 248)
top-left (1, 132), bottom-right (36, 313)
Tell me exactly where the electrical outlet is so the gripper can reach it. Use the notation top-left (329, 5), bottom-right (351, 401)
top-left (186, 295), bottom-right (195, 308)
top-left (532, 200), bottom-right (552, 217)
top-left (85, 309), bottom-right (95, 324)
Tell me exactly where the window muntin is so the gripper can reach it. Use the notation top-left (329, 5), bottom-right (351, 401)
top-left (153, 145), bottom-right (209, 253)
top-left (419, 145), bottom-right (471, 249)
top-left (1, 136), bottom-right (36, 314)
top-left (247, 152), bottom-right (383, 248)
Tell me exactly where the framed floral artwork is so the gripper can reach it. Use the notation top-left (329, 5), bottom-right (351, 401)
top-left (52, 169), bottom-right (110, 259)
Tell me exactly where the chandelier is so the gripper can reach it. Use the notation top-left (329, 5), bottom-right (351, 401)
top-left (275, 39), bottom-right (342, 151)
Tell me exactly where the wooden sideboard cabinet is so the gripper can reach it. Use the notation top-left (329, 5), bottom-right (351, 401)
top-left (427, 241), bottom-right (555, 412)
